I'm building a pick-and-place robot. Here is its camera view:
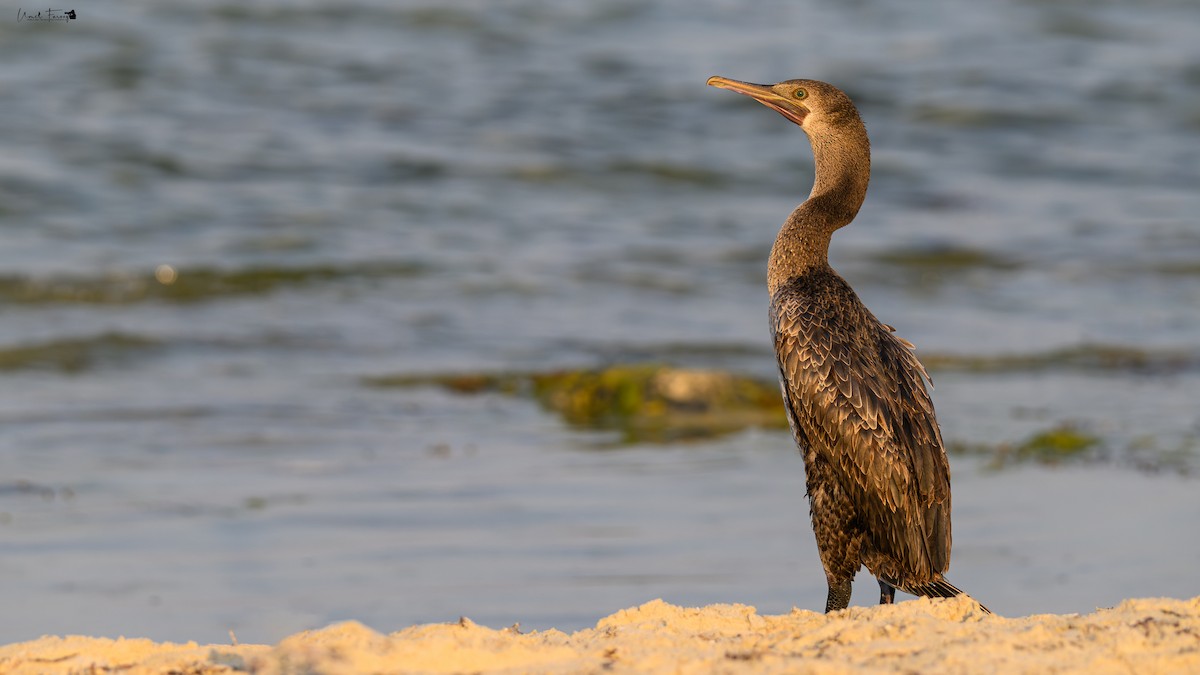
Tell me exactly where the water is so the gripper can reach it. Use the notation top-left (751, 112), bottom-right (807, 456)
top-left (2, 0), bottom-right (1199, 644)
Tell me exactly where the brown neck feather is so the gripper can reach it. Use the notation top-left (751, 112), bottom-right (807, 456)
top-left (767, 117), bottom-right (870, 295)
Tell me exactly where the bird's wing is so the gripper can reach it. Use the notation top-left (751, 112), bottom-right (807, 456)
top-left (772, 281), bottom-right (951, 576)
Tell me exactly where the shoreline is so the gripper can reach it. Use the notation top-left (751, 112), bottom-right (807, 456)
top-left (1, 595), bottom-right (1197, 674)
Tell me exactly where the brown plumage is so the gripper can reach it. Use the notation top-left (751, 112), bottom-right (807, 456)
top-left (707, 76), bottom-right (988, 614)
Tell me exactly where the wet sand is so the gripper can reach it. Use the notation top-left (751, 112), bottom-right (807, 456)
top-left (2, 595), bottom-right (1197, 674)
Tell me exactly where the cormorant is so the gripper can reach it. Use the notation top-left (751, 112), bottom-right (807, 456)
top-left (707, 76), bottom-right (988, 614)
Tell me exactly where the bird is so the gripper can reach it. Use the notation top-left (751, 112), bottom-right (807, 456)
top-left (706, 76), bottom-right (988, 614)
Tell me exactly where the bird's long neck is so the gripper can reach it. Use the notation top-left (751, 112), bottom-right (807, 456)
top-left (767, 120), bottom-right (870, 296)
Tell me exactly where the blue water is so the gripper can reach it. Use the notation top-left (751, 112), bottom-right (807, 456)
top-left (1, 0), bottom-right (1198, 644)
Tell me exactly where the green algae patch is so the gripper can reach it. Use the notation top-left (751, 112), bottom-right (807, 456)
top-left (951, 423), bottom-right (1197, 475)
top-left (1011, 424), bottom-right (1100, 462)
top-left (922, 343), bottom-right (1198, 375)
top-left (863, 244), bottom-right (1022, 291)
top-left (531, 366), bottom-right (786, 442)
top-left (872, 245), bottom-right (1021, 272)
top-left (0, 261), bottom-right (425, 305)
top-left (950, 422), bottom-right (1104, 469)
top-left (368, 365), bottom-right (788, 443)
top-left (0, 332), bottom-right (161, 373)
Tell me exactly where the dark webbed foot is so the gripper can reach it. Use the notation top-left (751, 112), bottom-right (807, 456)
top-left (825, 579), bottom-right (852, 612)
top-left (878, 579), bottom-right (896, 605)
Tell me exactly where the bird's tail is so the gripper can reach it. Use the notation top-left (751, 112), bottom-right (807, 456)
top-left (900, 577), bottom-right (992, 614)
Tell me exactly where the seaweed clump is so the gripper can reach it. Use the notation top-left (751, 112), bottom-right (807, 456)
top-left (368, 365), bottom-right (788, 443)
top-left (950, 422), bottom-right (1103, 469)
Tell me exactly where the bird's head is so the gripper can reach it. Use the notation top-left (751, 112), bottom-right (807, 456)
top-left (706, 76), bottom-right (861, 136)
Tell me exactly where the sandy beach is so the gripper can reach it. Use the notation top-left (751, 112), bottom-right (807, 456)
top-left (2, 595), bottom-right (1197, 674)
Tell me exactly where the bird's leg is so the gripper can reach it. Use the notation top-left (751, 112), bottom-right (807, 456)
top-left (878, 579), bottom-right (896, 605)
top-left (825, 579), bottom-right (853, 613)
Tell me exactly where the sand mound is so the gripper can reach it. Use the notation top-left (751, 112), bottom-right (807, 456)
top-left (2, 595), bottom-right (1197, 674)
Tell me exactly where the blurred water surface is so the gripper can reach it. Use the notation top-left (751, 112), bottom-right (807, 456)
top-left (1, 0), bottom-right (1199, 644)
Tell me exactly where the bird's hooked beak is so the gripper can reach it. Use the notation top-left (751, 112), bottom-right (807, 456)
top-left (707, 76), bottom-right (808, 127)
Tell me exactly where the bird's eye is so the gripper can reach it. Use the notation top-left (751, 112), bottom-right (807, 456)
top-left (793, 88), bottom-right (807, 100)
